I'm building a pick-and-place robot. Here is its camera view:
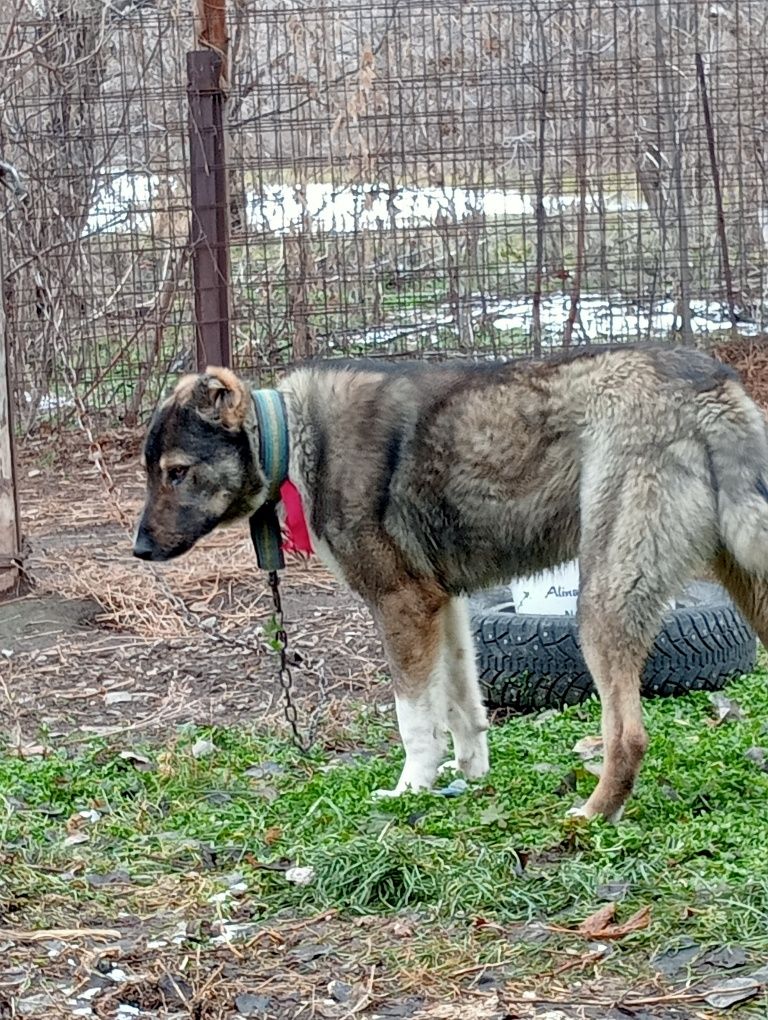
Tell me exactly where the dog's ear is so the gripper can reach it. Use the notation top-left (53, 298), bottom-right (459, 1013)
top-left (174, 367), bottom-right (249, 430)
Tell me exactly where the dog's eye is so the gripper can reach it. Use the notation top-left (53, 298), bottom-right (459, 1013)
top-left (167, 465), bottom-right (189, 486)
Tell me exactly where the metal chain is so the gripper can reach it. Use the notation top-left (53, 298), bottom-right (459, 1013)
top-left (267, 568), bottom-right (313, 754)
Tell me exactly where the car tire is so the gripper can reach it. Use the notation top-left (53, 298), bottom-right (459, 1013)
top-left (470, 582), bottom-right (757, 713)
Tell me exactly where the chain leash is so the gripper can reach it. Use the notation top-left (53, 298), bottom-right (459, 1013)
top-left (267, 568), bottom-right (313, 754)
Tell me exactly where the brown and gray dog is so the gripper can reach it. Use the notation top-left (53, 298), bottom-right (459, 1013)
top-left (134, 346), bottom-right (768, 821)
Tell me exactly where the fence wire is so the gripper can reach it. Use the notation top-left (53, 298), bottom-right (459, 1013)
top-left (1, 0), bottom-right (767, 433)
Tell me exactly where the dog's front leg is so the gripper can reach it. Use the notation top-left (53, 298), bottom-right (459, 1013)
top-left (378, 686), bottom-right (448, 796)
top-left (371, 582), bottom-right (451, 798)
top-left (438, 597), bottom-right (490, 780)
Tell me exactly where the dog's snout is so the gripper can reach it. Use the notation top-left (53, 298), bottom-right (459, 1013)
top-left (132, 522), bottom-right (156, 560)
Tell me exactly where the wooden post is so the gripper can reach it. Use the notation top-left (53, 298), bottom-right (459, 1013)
top-left (188, 0), bottom-right (231, 369)
top-left (0, 233), bottom-right (22, 597)
top-left (194, 0), bottom-right (229, 85)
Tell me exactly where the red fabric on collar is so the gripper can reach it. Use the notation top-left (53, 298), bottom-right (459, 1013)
top-left (280, 480), bottom-right (314, 556)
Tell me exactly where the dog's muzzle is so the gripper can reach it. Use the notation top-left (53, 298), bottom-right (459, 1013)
top-left (132, 521), bottom-right (157, 560)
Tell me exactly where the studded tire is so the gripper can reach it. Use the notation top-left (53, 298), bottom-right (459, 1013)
top-left (470, 585), bottom-right (757, 713)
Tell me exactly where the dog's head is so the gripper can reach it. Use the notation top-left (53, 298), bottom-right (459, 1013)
top-left (134, 367), bottom-right (264, 561)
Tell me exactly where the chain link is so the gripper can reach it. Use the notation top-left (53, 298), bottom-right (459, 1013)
top-left (267, 568), bottom-right (313, 754)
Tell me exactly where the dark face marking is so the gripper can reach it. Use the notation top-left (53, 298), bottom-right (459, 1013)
top-left (133, 401), bottom-right (261, 561)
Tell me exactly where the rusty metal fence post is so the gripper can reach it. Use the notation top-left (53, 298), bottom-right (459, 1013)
top-left (187, 31), bottom-right (231, 369)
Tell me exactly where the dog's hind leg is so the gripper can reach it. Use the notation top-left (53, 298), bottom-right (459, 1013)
top-left (572, 441), bottom-right (718, 821)
top-left (712, 550), bottom-right (768, 648)
top-left (371, 581), bottom-right (452, 797)
top-left (570, 598), bottom-right (649, 822)
top-left (437, 597), bottom-right (490, 781)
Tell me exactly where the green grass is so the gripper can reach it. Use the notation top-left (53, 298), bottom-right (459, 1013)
top-left (2, 673), bottom-right (768, 975)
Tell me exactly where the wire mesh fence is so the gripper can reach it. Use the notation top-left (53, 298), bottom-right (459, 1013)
top-left (2, 0), bottom-right (768, 435)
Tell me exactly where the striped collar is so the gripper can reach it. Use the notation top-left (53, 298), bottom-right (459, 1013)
top-left (249, 388), bottom-right (290, 571)
top-left (251, 388), bottom-right (290, 502)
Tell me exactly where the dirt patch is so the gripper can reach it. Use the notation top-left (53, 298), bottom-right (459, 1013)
top-left (0, 594), bottom-right (101, 654)
top-left (3, 431), bottom-right (388, 745)
top-left (0, 909), bottom-right (717, 1020)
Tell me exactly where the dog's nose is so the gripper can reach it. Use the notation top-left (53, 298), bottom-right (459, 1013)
top-left (132, 524), bottom-right (155, 560)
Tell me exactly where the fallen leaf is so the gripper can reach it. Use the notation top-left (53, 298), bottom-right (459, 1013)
top-left (599, 905), bottom-right (651, 939)
top-left (157, 973), bottom-right (193, 1004)
top-left (118, 750), bottom-right (155, 772)
top-left (372, 1000), bottom-right (424, 1019)
top-left (16, 994), bottom-right (58, 1016)
top-left (577, 902), bottom-right (616, 936)
top-left (62, 832), bottom-right (90, 847)
top-left (651, 938), bottom-right (701, 975)
top-left (245, 761), bottom-right (285, 779)
top-left (700, 945), bottom-right (748, 970)
top-left (559, 902), bottom-right (651, 941)
top-left (572, 735), bottom-right (604, 760)
top-left (328, 980), bottom-right (353, 1004)
top-left (290, 942), bottom-right (332, 962)
top-left (533, 708), bottom-right (560, 727)
top-left (745, 747), bottom-right (768, 773)
top-left (596, 881), bottom-right (631, 902)
top-left (14, 743), bottom-right (49, 758)
top-left (285, 865), bottom-right (315, 885)
top-left (479, 804), bottom-right (506, 827)
top-left (234, 994), bottom-right (271, 1017)
top-left (660, 783), bottom-right (681, 801)
top-left (66, 809), bottom-right (99, 834)
top-left (709, 693), bottom-right (745, 725)
top-left (104, 691), bottom-right (136, 706)
top-left (191, 738), bottom-right (216, 759)
top-left (86, 870), bottom-right (132, 888)
top-left (703, 977), bottom-right (759, 1009)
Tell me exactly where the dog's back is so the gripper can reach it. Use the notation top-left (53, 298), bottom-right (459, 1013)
top-left (281, 345), bottom-right (763, 595)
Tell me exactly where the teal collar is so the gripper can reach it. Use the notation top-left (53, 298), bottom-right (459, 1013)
top-left (249, 389), bottom-right (290, 571)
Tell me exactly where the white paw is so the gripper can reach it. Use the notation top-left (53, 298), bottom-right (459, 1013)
top-left (439, 746), bottom-right (490, 781)
top-left (461, 747), bottom-right (490, 780)
top-left (566, 803), bottom-right (625, 824)
top-left (566, 804), bottom-right (590, 819)
top-left (372, 779), bottom-right (432, 800)
top-left (372, 788), bottom-right (401, 800)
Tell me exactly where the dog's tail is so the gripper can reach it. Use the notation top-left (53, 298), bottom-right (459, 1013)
top-left (707, 387), bottom-right (768, 578)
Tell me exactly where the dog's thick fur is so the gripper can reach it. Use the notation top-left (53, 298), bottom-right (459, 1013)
top-left (135, 346), bottom-right (768, 820)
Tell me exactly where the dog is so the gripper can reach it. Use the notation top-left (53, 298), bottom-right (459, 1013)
top-left (134, 346), bottom-right (768, 821)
